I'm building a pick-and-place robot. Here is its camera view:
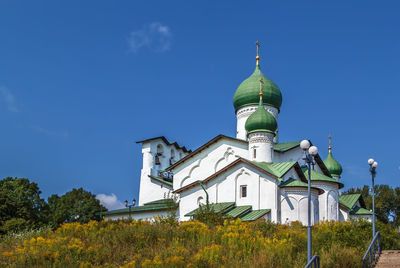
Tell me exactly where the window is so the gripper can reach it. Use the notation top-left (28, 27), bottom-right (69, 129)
top-left (253, 148), bottom-right (256, 159)
top-left (240, 185), bottom-right (247, 198)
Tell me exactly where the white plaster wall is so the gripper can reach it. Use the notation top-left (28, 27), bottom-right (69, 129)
top-left (178, 163), bottom-right (279, 222)
top-left (248, 132), bottom-right (274, 163)
top-left (236, 105), bottom-right (279, 142)
top-left (281, 188), bottom-right (319, 225)
top-left (339, 207), bottom-right (349, 221)
top-left (311, 181), bottom-right (339, 222)
top-left (104, 210), bottom-right (174, 221)
top-left (275, 147), bottom-right (324, 175)
top-left (138, 138), bottom-right (189, 206)
top-left (173, 139), bottom-right (248, 190)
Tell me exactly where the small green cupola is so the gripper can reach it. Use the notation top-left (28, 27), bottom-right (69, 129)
top-left (233, 41), bottom-right (282, 112)
top-left (245, 78), bottom-right (278, 135)
top-left (323, 136), bottom-right (343, 178)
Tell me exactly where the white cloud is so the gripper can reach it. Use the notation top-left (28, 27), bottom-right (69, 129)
top-left (0, 86), bottom-right (19, 112)
top-left (96, 193), bottom-right (124, 210)
top-left (128, 22), bottom-right (172, 52)
top-left (31, 125), bottom-right (69, 138)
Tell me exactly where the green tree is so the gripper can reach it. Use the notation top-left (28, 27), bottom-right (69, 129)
top-left (0, 177), bottom-right (48, 234)
top-left (49, 188), bottom-right (106, 225)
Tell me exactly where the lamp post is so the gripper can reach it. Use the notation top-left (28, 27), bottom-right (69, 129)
top-left (125, 198), bottom-right (137, 219)
top-left (368, 158), bottom-right (378, 239)
top-left (300, 140), bottom-right (319, 262)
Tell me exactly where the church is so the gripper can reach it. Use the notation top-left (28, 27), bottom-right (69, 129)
top-left (102, 43), bottom-right (372, 224)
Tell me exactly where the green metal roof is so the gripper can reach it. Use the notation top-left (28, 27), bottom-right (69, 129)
top-left (273, 141), bottom-right (301, 153)
top-left (279, 177), bottom-right (308, 187)
top-left (240, 209), bottom-right (271, 221)
top-left (148, 175), bottom-right (173, 187)
top-left (279, 178), bottom-right (323, 194)
top-left (339, 194), bottom-right (361, 210)
top-left (351, 206), bottom-right (373, 215)
top-left (302, 167), bottom-right (344, 189)
top-left (233, 65), bottom-right (282, 111)
top-left (245, 97), bottom-right (277, 135)
top-left (184, 202), bottom-right (235, 217)
top-left (101, 199), bottom-right (177, 216)
top-left (324, 151), bottom-right (343, 178)
top-left (224, 205), bottom-right (252, 218)
top-left (250, 161), bottom-right (297, 179)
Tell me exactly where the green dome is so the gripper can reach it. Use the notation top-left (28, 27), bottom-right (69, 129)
top-left (324, 151), bottom-right (343, 178)
top-left (245, 98), bottom-right (277, 135)
top-left (233, 65), bottom-right (282, 112)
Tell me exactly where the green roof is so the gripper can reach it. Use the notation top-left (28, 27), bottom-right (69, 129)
top-left (279, 178), bottom-right (323, 194)
top-left (250, 161), bottom-right (297, 179)
top-left (273, 141), bottom-right (301, 153)
top-left (184, 202), bottom-right (235, 217)
top-left (339, 194), bottom-right (361, 210)
top-left (279, 177), bottom-right (308, 187)
top-left (351, 206), bottom-right (372, 215)
top-left (224, 206), bottom-right (252, 218)
top-left (149, 175), bottom-right (173, 187)
top-left (240, 209), bottom-right (271, 221)
top-left (324, 151), bottom-right (343, 177)
top-left (302, 168), bottom-right (344, 188)
top-left (233, 65), bottom-right (282, 111)
top-left (101, 199), bottom-right (177, 216)
top-left (245, 97), bottom-right (277, 135)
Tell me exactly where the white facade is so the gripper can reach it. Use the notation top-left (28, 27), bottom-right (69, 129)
top-left (104, 53), bottom-right (372, 224)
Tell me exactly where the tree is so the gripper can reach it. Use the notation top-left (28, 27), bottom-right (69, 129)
top-left (48, 188), bottom-right (106, 225)
top-left (0, 177), bottom-right (48, 234)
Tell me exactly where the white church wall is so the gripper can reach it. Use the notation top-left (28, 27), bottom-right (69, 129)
top-left (138, 138), bottom-right (188, 206)
top-left (236, 104), bottom-right (279, 142)
top-left (178, 163), bottom-right (279, 222)
top-left (104, 210), bottom-right (173, 221)
top-left (173, 139), bottom-right (248, 190)
top-left (311, 181), bottom-right (339, 222)
top-left (339, 207), bottom-right (349, 221)
top-left (280, 188), bottom-right (319, 225)
top-left (350, 215), bottom-right (372, 222)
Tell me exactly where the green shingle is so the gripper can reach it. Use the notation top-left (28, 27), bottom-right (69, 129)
top-left (339, 194), bottom-right (361, 210)
top-left (351, 206), bottom-right (372, 215)
top-left (224, 206), bottom-right (252, 218)
top-left (185, 202), bottom-right (235, 217)
top-left (101, 199), bottom-right (177, 216)
top-left (273, 141), bottom-right (301, 152)
top-left (240, 209), bottom-right (271, 221)
top-left (279, 178), bottom-right (308, 187)
top-left (302, 168), bottom-right (344, 188)
top-left (250, 161), bottom-right (297, 179)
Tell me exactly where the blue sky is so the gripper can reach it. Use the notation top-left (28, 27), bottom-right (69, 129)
top-left (0, 1), bottom-right (399, 209)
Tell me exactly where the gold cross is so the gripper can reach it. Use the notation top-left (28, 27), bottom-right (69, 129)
top-left (259, 78), bottom-right (264, 97)
top-left (256, 40), bottom-right (260, 57)
top-left (328, 135), bottom-right (332, 152)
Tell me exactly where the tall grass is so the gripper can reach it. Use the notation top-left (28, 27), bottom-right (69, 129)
top-left (0, 218), bottom-right (399, 267)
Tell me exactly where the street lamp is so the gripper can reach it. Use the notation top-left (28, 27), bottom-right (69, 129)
top-left (125, 198), bottom-right (137, 219)
top-left (300, 140), bottom-right (319, 262)
top-left (368, 158), bottom-right (378, 239)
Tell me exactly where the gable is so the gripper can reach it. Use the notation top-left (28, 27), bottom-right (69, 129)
top-left (172, 137), bottom-right (248, 189)
top-left (174, 158), bottom-right (306, 194)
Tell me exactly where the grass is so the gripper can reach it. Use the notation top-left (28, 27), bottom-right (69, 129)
top-left (0, 218), bottom-right (399, 267)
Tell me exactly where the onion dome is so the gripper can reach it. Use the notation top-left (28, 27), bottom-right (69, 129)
top-left (245, 79), bottom-right (278, 135)
top-left (233, 41), bottom-right (282, 112)
top-left (323, 136), bottom-right (343, 178)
